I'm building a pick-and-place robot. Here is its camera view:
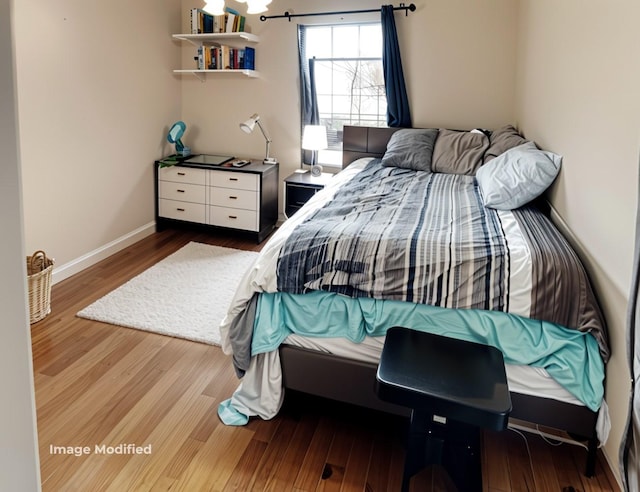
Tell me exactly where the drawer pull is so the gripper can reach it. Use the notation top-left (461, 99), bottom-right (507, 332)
top-left (229, 178), bottom-right (239, 181)
top-left (229, 196), bottom-right (238, 200)
top-left (177, 208), bottom-right (185, 212)
top-left (177, 189), bottom-right (185, 193)
top-left (228, 215), bottom-right (237, 219)
top-left (177, 172), bottom-right (186, 176)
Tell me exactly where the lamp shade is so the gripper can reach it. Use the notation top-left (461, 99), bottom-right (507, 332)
top-left (239, 113), bottom-right (275, 164)
top-left (302, 125), bottom-right (328, 151)
top-left (240, 113), bottom-right (259, 134)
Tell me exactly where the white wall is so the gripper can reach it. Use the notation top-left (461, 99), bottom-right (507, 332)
top-left (401, 0), bottom-right (518, 130)
top-left (515, 1), bottom-right (640, 483)
top-left (0, 0), bottom-right (41, 489)
top-left (14, 0), bottom-right (183, 279)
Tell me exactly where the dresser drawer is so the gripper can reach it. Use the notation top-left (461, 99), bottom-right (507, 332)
top-left (209, 187), bottom-right (258, 211)
top-left (159, 181), bottom-right (206, 204)
top-left (210, 170), bottom-right (259, 191)
top-left (209, 206), bottom-right (258, 231)
top-left (159, 199), bottom-right (206, 223)
top-left (159, 166), bottom-right (206, 185)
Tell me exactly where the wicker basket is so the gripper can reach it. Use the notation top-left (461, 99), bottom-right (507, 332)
top-left (27, 250), bottom-right (54, 324)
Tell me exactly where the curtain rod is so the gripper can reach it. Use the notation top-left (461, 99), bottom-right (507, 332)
top-left (259, 3), bottom-right (416, 22)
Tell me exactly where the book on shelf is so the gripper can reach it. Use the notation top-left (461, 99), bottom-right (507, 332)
top-left (220, 45), bottom-right (231, 69)
top-left (204, 45), bottom-right (212, 70)
top-left (226, 12), bottom-right (236, 33)
top-left (189, 7), bottom-right (247, 34)
top-left (244, 46), bottom-right (255, 70)
top-left (191, 8), bottom-right (213, 34)
top-left (224, 7), bottom-right (245, 33)
top-left (194, 45), bottom-right (255, 71)
top-left (195, 46), bottom-right (203, 69)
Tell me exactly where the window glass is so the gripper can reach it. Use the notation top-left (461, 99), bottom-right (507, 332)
top-left (302, 23), bottom-right (387, 167)
top-left (306, 27), bottom-right (332, 58)
top-left (360, 24), bottom-right (383, 57)
top-left (332, 26), bottom-right (359, 58)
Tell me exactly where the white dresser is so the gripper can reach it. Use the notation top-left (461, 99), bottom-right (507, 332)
top-left (155, 158), bottom-right (278, 243)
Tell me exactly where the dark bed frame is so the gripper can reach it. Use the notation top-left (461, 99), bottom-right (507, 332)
top-left (278, 125), bottom-right (601, 476)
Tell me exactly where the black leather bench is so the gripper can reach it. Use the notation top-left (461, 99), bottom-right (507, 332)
top-left (375, 326), bottom-right (512, 491)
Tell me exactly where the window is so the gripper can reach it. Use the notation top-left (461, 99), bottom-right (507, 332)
top-left (301, 24), bottom-right (387, 167)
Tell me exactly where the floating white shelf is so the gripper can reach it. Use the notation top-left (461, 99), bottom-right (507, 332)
top-left (172, 32), bottom-right (260, 46)
top-left (173, 68), bottom-right (259, 81)
top-left (172, 32), bottom-right (260, 81)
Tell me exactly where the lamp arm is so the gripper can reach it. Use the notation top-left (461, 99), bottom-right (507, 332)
top-left (255, 119), bottom-right (272, 160)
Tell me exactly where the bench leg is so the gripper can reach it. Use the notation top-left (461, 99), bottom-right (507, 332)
top-left (442, 420), bottom-right (482, 492)
top-left (402, 410), bottom-right (444, 492)
top-left (401, 411), bottom-right (483, 492)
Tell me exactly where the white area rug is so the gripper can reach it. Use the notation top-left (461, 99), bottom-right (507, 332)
top-left (77, 242), bottom-right (258, 346)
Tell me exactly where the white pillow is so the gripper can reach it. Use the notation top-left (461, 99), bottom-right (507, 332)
top-left (476, 141), bottom-right (562, 210)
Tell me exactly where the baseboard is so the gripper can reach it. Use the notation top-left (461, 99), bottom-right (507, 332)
top-left (602, 445), bottom-right (625, 492)
top-left (51, 222), bottom-right (156, 285)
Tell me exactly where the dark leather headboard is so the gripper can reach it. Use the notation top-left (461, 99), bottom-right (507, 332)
top-left (342, 125), bottom-right (404, 168)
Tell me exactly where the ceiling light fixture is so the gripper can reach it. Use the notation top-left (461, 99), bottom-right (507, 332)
top-left (246, 0), bottom-right (270, 15)
top-left (202, 0), bottom-right (225, 16)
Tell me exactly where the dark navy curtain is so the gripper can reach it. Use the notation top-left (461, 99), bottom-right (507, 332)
top-left (298, 25), bottom-right (320, 165)
top-left (621, 155), bottom-right (640, 491)
top-left (381, 5), bottom-right (411, 128)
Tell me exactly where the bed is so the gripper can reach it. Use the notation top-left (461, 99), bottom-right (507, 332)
top-left (217, 125), bottom-right (610, 477)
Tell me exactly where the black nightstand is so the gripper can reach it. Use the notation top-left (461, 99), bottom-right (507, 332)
top-left (284, 171), bottom-right (333, 217)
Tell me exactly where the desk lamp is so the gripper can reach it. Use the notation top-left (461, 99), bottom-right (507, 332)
top-left (240, 113), bottom-right (277, 164)
top-left (167, 121), bottom-right (190, 157)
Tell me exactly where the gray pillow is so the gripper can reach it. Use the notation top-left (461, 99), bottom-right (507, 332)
top-left (431, 129), bottom-right (489, 175)
top-left (381, 128), bottom-right (439, 172)
top-left (484, 125), bottom-right (529, 163)
top-left (476, 141), bottom-right (562, 210)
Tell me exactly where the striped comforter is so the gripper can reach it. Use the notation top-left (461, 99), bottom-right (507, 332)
top-left (217, 157), bottom-right (609, 424)
top-left (275, 159), bottom-right (609, 359)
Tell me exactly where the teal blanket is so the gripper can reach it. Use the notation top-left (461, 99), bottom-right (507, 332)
top-left (253, 291), bottom-right (604, 411)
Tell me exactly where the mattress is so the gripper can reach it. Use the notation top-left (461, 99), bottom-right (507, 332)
top-left (282, 333), bottom-right (611, 443)
top-left (284, 333), bottom-right (581, 405)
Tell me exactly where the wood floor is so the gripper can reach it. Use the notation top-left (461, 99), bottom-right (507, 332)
top-left (31, 228), bottom-right (620, 491)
